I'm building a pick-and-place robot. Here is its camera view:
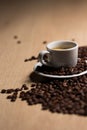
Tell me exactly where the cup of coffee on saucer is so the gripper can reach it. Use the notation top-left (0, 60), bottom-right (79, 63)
top-left (38, 40), bottom-right (78, 68)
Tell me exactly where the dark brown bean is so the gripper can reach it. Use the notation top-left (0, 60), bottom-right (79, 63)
top-left (21, 84), bottom-right (28, 90)
top-left (14, 35), bottom-right (18, 39)
top-left (43, 41), bottom-right (47, 44)
top-left (1, 89), bottom-right (6, 94)
top-left (17, 40), bottom-right (21, 44)
top-left (6, 89), bottom-right (14, 94)
top-left (14, 88), bottom-right (21, 92)
top-left (7, 95), bottom-right (12, 99)
top-left (24, 56), bottom-right (38, 62)
top-left (31, 84), bottom-right (36, 87)
top-left (72, 38), bottom-right (75, 41)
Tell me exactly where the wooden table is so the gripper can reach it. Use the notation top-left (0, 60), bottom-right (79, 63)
top-left (0, 1), bottom-right (87, 130)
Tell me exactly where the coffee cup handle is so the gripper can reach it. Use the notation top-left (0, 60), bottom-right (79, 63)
top-left (38, 50), bottom-right (50, 66)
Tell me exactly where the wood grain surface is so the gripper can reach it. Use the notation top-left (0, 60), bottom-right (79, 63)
top-left (0, 1), bottom-right (87, 130)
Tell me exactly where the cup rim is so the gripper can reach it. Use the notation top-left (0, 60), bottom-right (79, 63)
top-left (46, 40), bottom-right (78, 51)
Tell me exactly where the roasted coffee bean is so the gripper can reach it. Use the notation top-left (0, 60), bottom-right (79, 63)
top-left (14, 88), bottom-right (21, 92)
top-left (63, 82), bottom-right (68, 87)
top-left (11, 97), bottom-right (16, 102)
top-left (19, 91), bottom-right (25, 99)
top-left (7, 95), bottom-right (12, 99)
top-left (23, 86), bottom-right (28, 90)
top-left (10, 92), bottom-right (17, 102)
top-left (31, 56), bottom-right (37, 60)
top-left (24, 56), bottom-right (38, 62)
top-left (31, 84), bottom-right (36, 87)
top-left (1, 89), bottom-right (6, 94)
top-left (72, 38), bottom-right (75, 41)
top-left (14, 35), bottom-right (18, 39)
top-left (17, 40), bottom-right (21, 44)
top-left (24, 59), bottom-right (29, 62)
top-left (27, 98), bottom-right (35, 105)
top-left (6, 89), bottom-right (14, 94)
top-left (12, 92), bottom-right (18, 98)
top-left (21, 84), bottom-right (28, 90)
top-left (43, 41), bottom-right (47, 44)
top-left (78, 46), bottom-right (87, 59)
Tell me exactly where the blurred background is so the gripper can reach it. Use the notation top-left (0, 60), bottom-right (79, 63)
top-left (0, 0), bottom-right (87, 43)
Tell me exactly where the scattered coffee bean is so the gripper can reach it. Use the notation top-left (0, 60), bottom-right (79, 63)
top-left (19, 91), bottom-right (26, 100)
top-left (43, 41), bottom-right (47, 44)
top-left (21, 84), bottom-right (28, 90)
top-left (6, 92), bottom-right (17, 102)
top-left (31, 56), bottom-right (37, 60)
top-left (24, 59), bottom-right (28, 62)
top-left (6, 89), bottom-right (14, 94)
top-left (14, 88), bottom-right (21, 92)
top-left (14, 35), bottom-right (18, 39)
top-left (7, 95), bottom-right (12, 99)
top-left (1, 89), bottom-right (6, 94)
top-left (11, 97), bottom-right (16, 102)
top-left (17, 40), bottom-right (21, 44)
top-left (72, 38), bottom-right (75, 41)
top-left (79, 46), bottom-right (87, 60)
top-left (31, 84), bottom-right (36, 87)
top-left (24, 56), bottom-right (38, 62)
top-left (10, 92), bottom-right (18, 102)
top-left (13, 92), bottom-right (18, 97)
top-left (13, 35), bottom-right (22, 44)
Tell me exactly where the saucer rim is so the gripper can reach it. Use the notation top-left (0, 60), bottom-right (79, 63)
top-left (33, 61), bottom-right (87, 78)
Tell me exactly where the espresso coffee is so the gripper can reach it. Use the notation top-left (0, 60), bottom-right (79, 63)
top-left (53, 45), bottom-right (73, 50)
top-left (53, 47), bottom-right (68, 50)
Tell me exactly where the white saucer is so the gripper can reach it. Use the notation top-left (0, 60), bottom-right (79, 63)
top-left (33, 61), bottom-right (87, 78)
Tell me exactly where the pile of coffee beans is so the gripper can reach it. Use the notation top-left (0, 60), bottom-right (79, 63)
top-left (36, 58), bottom-right (87, 75)
top-left (0, 46), bottom-right (87, 116)
top-left (21, 75), bottom-right (87, 115)
top-left (78, 46), bottom-right (87, 60)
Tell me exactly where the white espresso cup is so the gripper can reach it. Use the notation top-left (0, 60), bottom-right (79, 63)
top-left (38, 40), bottom-right (78, 68)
